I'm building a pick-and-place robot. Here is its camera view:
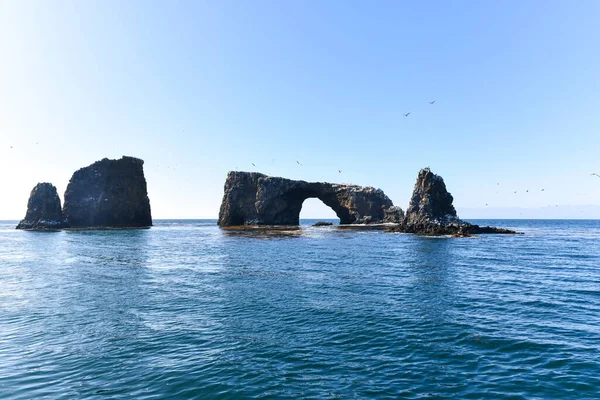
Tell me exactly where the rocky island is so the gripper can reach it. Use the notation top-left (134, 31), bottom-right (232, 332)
top-left (217, 168), bottom-right (518, 236)
top-left (218, 171), bottom-right (403, 226)
top-left (16, 183), bottom-right (69, 230)
top-left (389, 168), bottom-right (517, 235)
top-left (63, 156), bottom-right (152, 228)
top-left (16, 156), bottom-right (152, 230)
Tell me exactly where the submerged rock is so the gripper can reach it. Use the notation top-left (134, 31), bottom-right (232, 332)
top-left (396, 221), bottom-right (519, 236)
top-left (460, 224), bottom-right (521, 235)
top-left (63, 156), bottom-right (152, 228)
top-left (16, 183), bottom-right (69, 230)
top-left (218, 171), bottom-right (401, 226)
top-left (389, 168), bottom-right (518, 235)
top-left (313, 221), bottom-right (333, 227)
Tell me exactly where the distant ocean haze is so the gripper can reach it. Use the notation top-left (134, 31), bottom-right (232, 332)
top-left (458, 205), bottom-right (600, 219)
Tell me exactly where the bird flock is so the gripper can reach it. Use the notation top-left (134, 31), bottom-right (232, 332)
top-left (237, 97), bottom-right (598, 210)
top-left (403, 99), bottom-right (435, 118)
top-left (245, 100), bottom-right (438, 175)
top-left (489, 184), bottom-right (551, 207)
top-left (5, 108), bottom-right (599, 212)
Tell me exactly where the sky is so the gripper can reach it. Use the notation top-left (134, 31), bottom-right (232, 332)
top-left (1, 0), bottom-right (599, 220)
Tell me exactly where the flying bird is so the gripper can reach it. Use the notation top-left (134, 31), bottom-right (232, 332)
top-left (526, 190), bottom-right (529, 193)
top-left (252, 163), bottom-right (255, 167)
top-left (541, 189), bottom-right (545, 191)
top-left (404, 112), bottom-right (410, 117)
top-left (338, 170), bottom-right (342, 173)
top-left (514, 191), bottom-right (517, 194)
top-left (296, 161), bottom-right (302, 166)
top-left (429, 100), bottom-right (436, 104)
top-left (592, 173), bottom-right (600, 178)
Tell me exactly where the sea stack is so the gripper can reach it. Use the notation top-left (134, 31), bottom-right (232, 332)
top-left (16, 183), bottom-right (69, 230)
top-left (405, 167), bottom-right (459, 228)
top-left (218, 171), bottom-right (402, 226)
top-left (390, 168), bottom-right (517, 235)
top-left (63, 156), bottom-right (152, 228)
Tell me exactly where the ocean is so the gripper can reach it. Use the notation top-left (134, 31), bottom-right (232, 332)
top-left (1, 219), bottom-right (599, 399)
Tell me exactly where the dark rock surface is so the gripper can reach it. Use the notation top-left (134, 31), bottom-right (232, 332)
top-left (218, 171), bottom-right (401, 226)
top-left (389, 167), bottom-right (518, 235)
top-left (405, 167), bottom-right (458, 226)
top-left (313, 221), bottom-right (333, 227)
top-left (394, 221), bottom-right (519, 236)
top-left (383, 205), bottom-right (405, 223)
top-left (217, 168), bottom-right (518, 235)
top-left (16, 183), bottom-right (69, 230)
top-left (63, 156), bottom-right (152, 228)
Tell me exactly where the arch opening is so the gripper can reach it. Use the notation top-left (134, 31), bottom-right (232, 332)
top-left (299, 197), bottom-right (340, 225)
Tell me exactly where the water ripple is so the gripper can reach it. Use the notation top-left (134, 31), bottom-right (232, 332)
top-left (0, 219), bottom-right (599, 398)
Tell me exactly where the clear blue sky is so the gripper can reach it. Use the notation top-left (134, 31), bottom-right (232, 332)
top-left (1, 1), bottom-right (599, 219)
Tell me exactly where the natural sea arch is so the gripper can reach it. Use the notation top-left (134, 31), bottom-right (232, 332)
top-left (217, 172), bottom-right (400, 226)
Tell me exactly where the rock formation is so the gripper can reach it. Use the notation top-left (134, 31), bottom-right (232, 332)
top-left (405, 167), bottom-right (458, 226)
top-left (63, 156), bottom-right (152, 228)
top-left (389, 168), bottom-right (517, 235)
top-left (218, 171), bottom-right (401, 226)
top-left (313, 221), bottom-right (333, 227)
top-left (16, 183), bottom-right (69, 230)
top-left (383, 206), bottom-right (405, 224)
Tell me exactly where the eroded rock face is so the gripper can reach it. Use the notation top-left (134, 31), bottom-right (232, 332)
top-left (383, 206), bottom-right (405, 224)
top-left (218, 171), bottom-right (400, 226)
top-left (16, 183), bottom-right (69, 230)
top-left (405, 167), bottom-right (458, 226)
top-left (63, 156), bottom-right (152, 228)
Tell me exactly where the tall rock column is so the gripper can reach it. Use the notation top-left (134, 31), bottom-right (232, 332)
top-left (390, 167), bottom-right (517, 235)
top-left (404, 167), bottom-right (458, 226)
top-left (63, 156), bottom-right (152, 228)
top-left (16, 183), bottom-right (69, 230)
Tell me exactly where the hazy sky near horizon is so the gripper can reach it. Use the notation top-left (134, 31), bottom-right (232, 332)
top-left (1, 0), bottom-right (599, 219)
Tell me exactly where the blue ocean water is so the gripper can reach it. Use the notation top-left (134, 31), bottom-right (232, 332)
top-left (0, 219), bottom-right (599, 399)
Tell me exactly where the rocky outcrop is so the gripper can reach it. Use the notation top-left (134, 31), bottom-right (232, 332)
top-left (396, 221), bottom-right (517, 236)
top-left (63, 156), bottom-right (152, 228)
top-left (16, 183), bottom-right (69, 230)
top-left (313, 221), bottom-right (333, 227)
top-left (383, 206), bottom-right (405, 223)
top-left (389, 168), bottom-right (517, 235)
top-left (405, 167), bottom-right (458, 226)
top-left (451, 224), bottom-right (518, 237)
top-left (218, 171), bottom-right (401, 226)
